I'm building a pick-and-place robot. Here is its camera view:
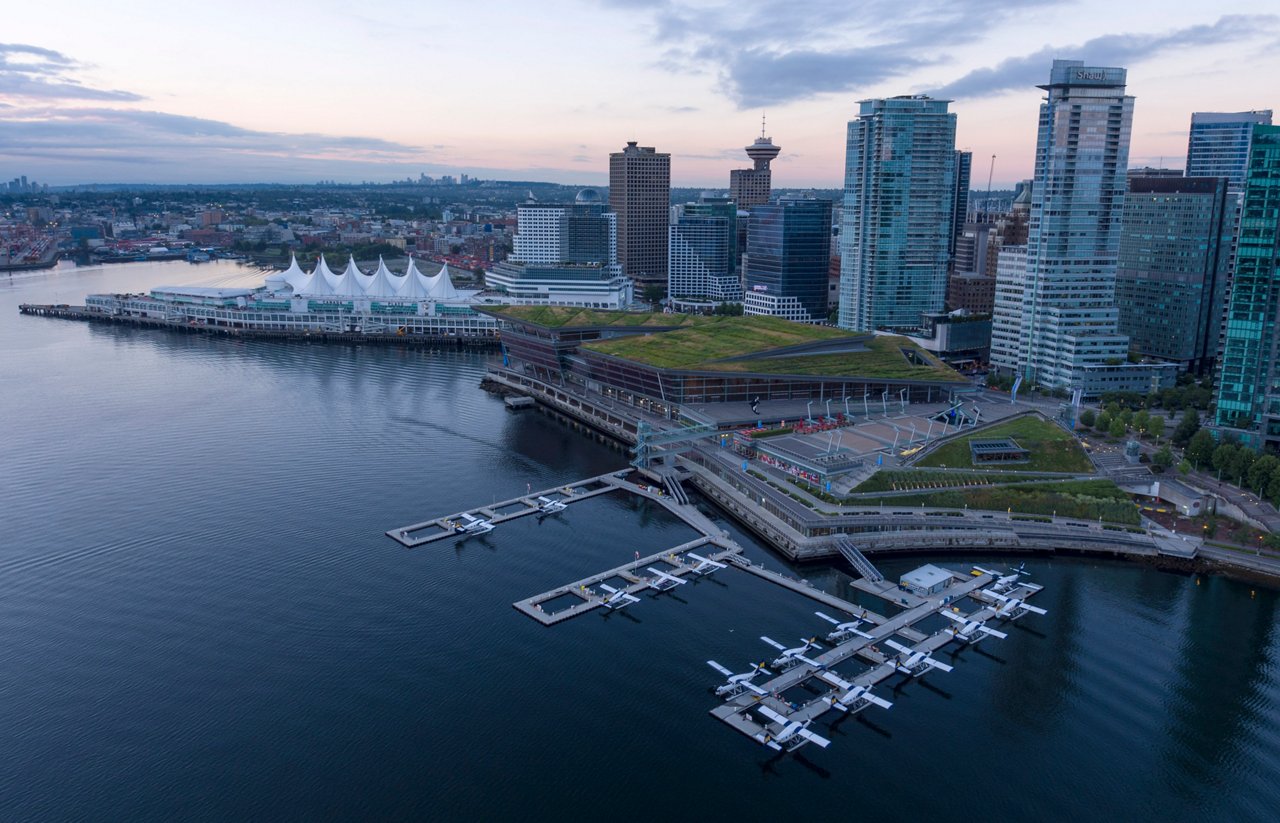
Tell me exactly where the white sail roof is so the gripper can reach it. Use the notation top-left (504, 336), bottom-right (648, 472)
top-left (298, 254), bottom-right (339, 296)
top-left (426, 263), bottom-right (464, 301)
top-left (265, 254), bottom-right (309, 294)
top-left (331, 255), bottom-right (371, 297)
top-left (366, 256), bottom-right (404, 298)
top-left (396, 256), bottom-right (437, 299)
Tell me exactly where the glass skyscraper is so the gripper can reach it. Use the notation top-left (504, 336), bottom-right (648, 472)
top-left (667, 198), bottom-right (739, 309)
top-left (1187, 111), bottom-right (1273, 199)
top-left (838, 95), bottom-right (956, 332)
top-left (743, 198), bottom-right (832, 323)
top-left (1116, 174), bottom-right (1231, 373)
top-left (1214, 125), bottom-right (1280, 449)
top-left (990, 59), bottom-right (1174, 397)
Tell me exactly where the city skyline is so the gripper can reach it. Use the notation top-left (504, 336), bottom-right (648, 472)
top-left (1, 1), bottom-right (1277, 187)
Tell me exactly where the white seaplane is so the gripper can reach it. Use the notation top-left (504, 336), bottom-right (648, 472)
top-left (985, 590), bottom-right (1048, 620)
top-left (940, 608), bottom-right (1008, 643)
top-left (814, 610), bottom-right (875, 643)
top-left (761, 636), bottom-right (824, 670)
top-left (973, 564), bottom-right (1025, 593)
top-left (452, 512), bottom-right (494, 536)
top-left (685, 552), bottom-right (727, 575)
top-left (536, 495), bottom-right (567, 514)
top-left (597, 583), bottom-right (640, 610)
top-left (883, 638), bottom-right (954, 677)
top-left (815, 670), bottom-right (894, 713)
top-left (706, 660), bottom-right (772, 697)
top-left (752, 704), bottom-right (830, 752)
top-left (646, 567), bottom-right (688, 592)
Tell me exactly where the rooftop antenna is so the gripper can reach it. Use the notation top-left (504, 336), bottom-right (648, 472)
top-left (985, 154), bottom-right (996, 218)
top-left (761, 112), bottom-right (767, 139)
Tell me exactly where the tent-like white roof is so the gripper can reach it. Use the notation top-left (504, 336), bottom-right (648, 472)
top-left (297, 254), bottom-right (339, 297)
top-left (265, 255), bottom-right (310, 294)
top-left (366, 256), bottom-right (404, 298)
top-left (426, 263), bottom-right (464, 301)
top-left (396, 256), bottom-right (437, 299)
top-left (331, 256), bottom-right (372, 297)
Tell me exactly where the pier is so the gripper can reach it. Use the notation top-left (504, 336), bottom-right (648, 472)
top-left (710, 570), bottom-right (1046, 748)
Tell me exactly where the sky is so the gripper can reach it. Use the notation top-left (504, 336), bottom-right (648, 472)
top-left (1, 0), bottom-right (1277, 188)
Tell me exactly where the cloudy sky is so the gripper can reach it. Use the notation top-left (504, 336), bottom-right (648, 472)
top-left (1, 0), bottom-right (1277, 187)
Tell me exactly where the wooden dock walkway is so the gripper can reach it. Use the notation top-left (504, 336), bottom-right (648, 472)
top-left (710, 571), bottom-right (1047, 748)
top-left (512, 537), bottom-right (743, 626)
top-left (385, 471), bottom-right (628, 546)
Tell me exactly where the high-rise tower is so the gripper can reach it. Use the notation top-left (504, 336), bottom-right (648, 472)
top-left (609, 142), bottom-right (671, 292)
top-left (1187, 111), bottom-right (1273, 199)
top-left (730, 117), bottom-right (781, 208)
top-left (989, 59), bottom-right (1174, 397)
top-left (838, 95), bottom-right (956, 331)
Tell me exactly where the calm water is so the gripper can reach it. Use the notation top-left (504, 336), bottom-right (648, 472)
top-left (2, 262), bottom-right (1278, 821)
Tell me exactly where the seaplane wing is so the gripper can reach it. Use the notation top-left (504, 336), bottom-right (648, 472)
top-left (686, 552), bottom-right (727, 574)
top-left (760, 636), bottom-right (787, 651)
top-left (972, 565), bottom-right (999, 576)
top-left (1021, 603), bottom-right (1048, 615)
top-left (459, 512), bottom-right (479, 524)
top-left (814, 611), bottom-right (842, 626)
top-left (794, 727), bottom-right (831, 749)
top-left (883, 638), bottom-right (912, 656)
top-left (815, 670), bottom-right (853, 691)
top-left (939, 610), bottom-right (967, 626)
top-left (920, 655), bottom-right (953, 673)
top-left (707, 660), bottom-right (733, 677)
top-left (756, 705), bottom-right (791, 725)
top-left (978, 624), bottom-right (1008, 639)
top-left (862, 690), bottom-right (893, 710)
top-left (646, 567), bottom-right (687, 585)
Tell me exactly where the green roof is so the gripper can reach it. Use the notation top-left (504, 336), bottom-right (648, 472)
top-left (581, 316), bottom-right (963, 381)
top-left (483, 305), bottom-right (711, 329)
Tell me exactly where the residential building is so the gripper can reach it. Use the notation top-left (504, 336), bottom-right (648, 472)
top-left (743, 198), bottom-right (833, 323)
top-left (609, 141), bottom-right (671, 291)
top-left (839, 95), bottom-right (957, 332)
top-left (950, 150), bottom-right (972, 257)
top-left (668, 196), bottom-right (740, 310)
top-left (1116, 174), bottom-right (1231, 373)
top-left (1214, 125), bottom-right (1280, 448)
top-left (990, 59), bottom-right (1175, 397)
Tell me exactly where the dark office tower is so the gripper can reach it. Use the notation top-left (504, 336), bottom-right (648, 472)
top-left (1115, 175), bottom-right (1231, 374)
top-left (1215, 125), bottom-right (1280, 448)
top-left (950, 150), bottom-right (972, 256)
top-left (1187, 111), bottom-right (1273, 199)
top-left (839, 95), bottom-right (957, 331)
top-left (609, 141), bottom-right (671, 291)
top-left (730, 120), bottom-right (782, 208)
top-left (743, 198), bottom-right (833, 323)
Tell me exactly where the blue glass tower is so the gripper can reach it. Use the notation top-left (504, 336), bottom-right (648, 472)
top-left (743, 198), bottom-right (832, 323)
top-left (839, 95), bottom-right (956, 332)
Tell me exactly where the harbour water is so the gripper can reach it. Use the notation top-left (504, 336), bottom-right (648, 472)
top-left (2, 262), bottom-right (1278, 820)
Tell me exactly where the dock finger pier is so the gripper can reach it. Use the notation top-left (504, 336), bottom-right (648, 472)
top-left (388, 470), bottom-right (1047, 755)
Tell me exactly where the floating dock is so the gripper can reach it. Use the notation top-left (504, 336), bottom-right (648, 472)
top-left (385, 470), bottom-right (629, 547)
top-left (710, 570), bottom-right (1046, 749)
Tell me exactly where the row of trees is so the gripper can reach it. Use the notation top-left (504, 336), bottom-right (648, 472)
top-left (1077, 406), bottom-right (1167, 440)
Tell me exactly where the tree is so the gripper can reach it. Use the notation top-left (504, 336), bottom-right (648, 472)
top-left (1097, 412), bottom-right (1113, 433)
top-left (1178, 459), bottom-right (1192, 475)
top-left (1228, 448), bottom-right (1257, 485)
top-left (1108, 418), bottom-right (1127, 439)
top-left (1172, 408), bottom-right (1201, 448)
top-left (1119, 408), bottom-right (1133, 428)
top-left (1153, 445), bottom-right (1174, 471)
top-left (1147, 415), bottom-right (1165, 441)
top-left (1268, 472), bottom-right (1280, 507)
top-left (1187, 429), bottom-right (1216, 469)
top-left (1133, 409), bottom-right (1150, 434)
top-left (1079, 408), bottom-right (1097, 429)
top-left (1212, 443), bottom-right (1237, 475)
top-left (1248, 455), bottom-right (1280, 494)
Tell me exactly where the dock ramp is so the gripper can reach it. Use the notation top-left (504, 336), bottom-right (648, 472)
top-left (834, 536), bottom-right (884, 583)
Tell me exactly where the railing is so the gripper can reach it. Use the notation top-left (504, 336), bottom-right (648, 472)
top-left (833, 536), bottom-right (885, 582)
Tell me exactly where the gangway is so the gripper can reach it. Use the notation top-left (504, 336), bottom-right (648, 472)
top-left (833, 536), bottom-right (884, 583)
top-left (632, 420), bottom-right (720, 469)
top-left (663, 475), bottom-right (691, 505)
